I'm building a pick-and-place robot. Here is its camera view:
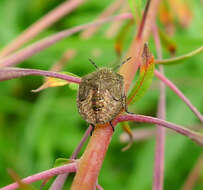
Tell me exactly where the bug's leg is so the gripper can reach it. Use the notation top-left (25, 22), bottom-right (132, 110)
top-left (124, 95), bottom-right (134, 114)
top-left (90, 124), bottom-right (95, 136)
top-left (111, 94), bottom-right (134, 114)
top-left (125, 104), bottom-right (134, 114)
top-left (109, 121), bottom-right (115, 132)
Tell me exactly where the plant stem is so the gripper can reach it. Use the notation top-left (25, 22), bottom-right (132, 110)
top-left (154, 70), bottom-right (203, 123)
top-left (119, 0), bottom-right (161, 92)
top-left (2, 113), bottom-right (202, 190)
top-left (96, 184), bottom-right (104, 190)
top-left (81, 0), bottom-right (125, 39)
top-left (152, 24), bottom-right (165, 190)
top-left (49, 126), bottom-right (92, 190)
top-left (0, 0), bottom-right (85, 57)
top-left (0, 13), bottom-right (132, 67)
top-left (181, 153), bottom-right (203, 190)
top-left (116, 114), bottom-right (203, 147)
top-left (0, 67), bottom-right (81, 84)
top-left (155, 46), bottom-right (203, 65)
top-left (70, 124), bottom-right (113, 190)
top-left (1, 163), bottom-right (77, 190)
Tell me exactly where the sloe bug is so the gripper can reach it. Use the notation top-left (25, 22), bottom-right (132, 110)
top-left (77, 59), bottom-right (130, 134)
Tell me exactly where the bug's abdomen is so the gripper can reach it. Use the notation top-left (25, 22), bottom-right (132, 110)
top-left (77, 88), bottom-right (124, 125)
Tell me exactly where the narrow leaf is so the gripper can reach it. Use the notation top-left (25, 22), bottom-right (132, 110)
top-left (32, 72), bottom-right (79, 92)
top-left (155, 46), bottom-right (203, 65)
top-left (54, 158), bottom-right (74, 168)
top-left (127, 44), bottom-right (155, 105)
top-left (8, 169), bottom-right (36, 190)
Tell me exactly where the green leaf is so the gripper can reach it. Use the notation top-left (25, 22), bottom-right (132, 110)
top-left (127, 57), bottom-right (154, 105)
top-left (54, 158), bottom-right (73, 168)
top-left (32, 71), bottom-right (79, 92)
top-left (69, 83), bottom-right (79, 90)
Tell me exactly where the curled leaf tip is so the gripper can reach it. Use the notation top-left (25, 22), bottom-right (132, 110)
top-left (141, 43), bottom-right (154, 69)
top-left (127, 44), bottom-right (155, 104)
top-left (31, 85), bottom-right (48, 93)
top-left (121, 122), bottom-right (134, 151)
top-left (121, 140), bottom-right (133, 152)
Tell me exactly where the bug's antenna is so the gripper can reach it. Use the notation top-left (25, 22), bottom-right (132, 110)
top-left (113, 57), bottom-right (132, 70)
top-left (88, 58), bottom-right (98, 69)
top-left (121, 57), bottom-right (131, 65)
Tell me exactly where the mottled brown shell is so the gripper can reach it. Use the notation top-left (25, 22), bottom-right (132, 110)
top-left (77, 68), bottom-right (126, 125)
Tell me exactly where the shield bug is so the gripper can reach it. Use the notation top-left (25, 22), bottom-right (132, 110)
top-left (77, 59), bottom-right (130, 134)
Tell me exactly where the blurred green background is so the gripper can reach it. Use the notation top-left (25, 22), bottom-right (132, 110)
top-left (0, 0), bottom-right (203, 189)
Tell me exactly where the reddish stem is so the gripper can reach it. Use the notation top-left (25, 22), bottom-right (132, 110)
top-left (1, 163), bottom-right (77, 190)
top-left (0, 67), bottom-right (81, 84)
top-left (155, 70), bottom-right (203, 123)
top-left (119, 0), bottom-right (160, 92)
top-left (50, 126), bottom-right (92, 190)
top-left (96, 184), bottom-right (104, 190)
top-left (0, 0), bottom-right (85, 57)
top-left (152, 24), bottom-right (165, 190)
top-left (181, 153), bottom-right (203, 190)
top-left (70, 125), bottom-right (113, 190)
top-left (116, 114), bottom-right (203, 146)
top-left (137, 0), bottom-right (151, 39)
top-left (81, 0), bottom-right (125, 39)
top-left (0, 13), bottom-right (132, 67)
